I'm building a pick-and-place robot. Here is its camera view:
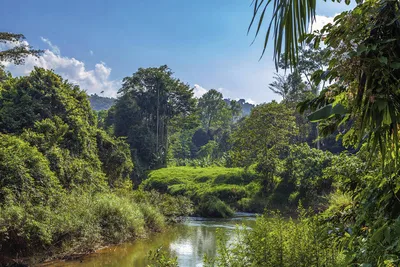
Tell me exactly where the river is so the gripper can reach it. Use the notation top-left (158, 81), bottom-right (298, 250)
top-left (47, 212), bottom-right (256, 267)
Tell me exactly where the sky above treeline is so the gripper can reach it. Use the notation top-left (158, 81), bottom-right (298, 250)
top-left (1, 0), bottom-right (352, 104)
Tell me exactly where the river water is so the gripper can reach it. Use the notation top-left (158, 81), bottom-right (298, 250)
top-left (49, 212), bottom-right (256, 267)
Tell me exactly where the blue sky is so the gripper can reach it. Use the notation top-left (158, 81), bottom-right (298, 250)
top-left (1, 0), bottom-right (352, 103)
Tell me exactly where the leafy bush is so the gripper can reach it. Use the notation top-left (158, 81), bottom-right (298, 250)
top-left (94, 193), bottom-right (145, 243)
top-left (275, 143), bottom-right (334, 207)
top-left (234, 144), bottom-right (335, 213)
top-left (204, 212), bottom-right (345, 266)
top-left (0, 189), bottom-right (169, 258)
top-left (136, 190), bottom-right (194, 221)
top-left (0, 134), bottom-right (62, 205)
top-left (138, 203), bottom-right (166, 232)
top-left (96, 130), bottom-right (134, 187)
top-left (198, 196), bottom-right (234, 218)
top-left (320, 152), bottom-right (400, 266)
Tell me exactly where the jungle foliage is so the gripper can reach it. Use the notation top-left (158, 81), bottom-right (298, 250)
top-left (0, 66), bottom-right (192, 263)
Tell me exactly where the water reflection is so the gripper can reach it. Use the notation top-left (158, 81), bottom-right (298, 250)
top-left (47, 213), bottom-right (256, 267)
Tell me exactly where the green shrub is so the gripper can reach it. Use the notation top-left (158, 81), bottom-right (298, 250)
top-left (0, 189), bottom-right (171, 258)
top-left (237, 196), bottom-right (269, 213)
top-left (94, 193), bottom-right (145, 243)
top-left (205, 212), bottom-right (345, 266)
top-left (141, 190), bottom-right (194, 221)
top-left (139, 203), bottom-right (166, 232)
top-left (204, 185), bottom-right (246, 204)
top-left (147, 247), bottom-right (178, 267)
top-left (0, 134), bottom-right (62, 205)
top-left (0, 202), bottom-right (55, 254)
top-left (52, 190), bottom-right (102, 252)
top-left (198, 196), bottom-right (234, 218)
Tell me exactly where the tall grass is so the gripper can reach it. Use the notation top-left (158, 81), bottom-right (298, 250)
top-left (204, 211), bottom-right (345, 267)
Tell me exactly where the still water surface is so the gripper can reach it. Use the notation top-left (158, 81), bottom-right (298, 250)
top-left (50, 212), bottom-right (256, 267)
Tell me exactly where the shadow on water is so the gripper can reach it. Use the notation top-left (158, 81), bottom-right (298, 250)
top-left (46, 212), bottom-right (256, 267)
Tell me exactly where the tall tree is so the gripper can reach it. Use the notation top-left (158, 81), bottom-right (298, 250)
top-left (113, 65), bottom-right (195, 172)
top-left (231, 101), bottom-right (298, 193)
top-left (229, 100), bottom-right (242, 123)
top-left (278, 45), bottom-right (330, 94)
top-left (269, 71), bottom-right (306, 103)
top-left (198, 89), bottom-right (230, 131)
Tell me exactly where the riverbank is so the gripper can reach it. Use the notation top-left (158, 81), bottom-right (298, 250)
top-left (0, 190), bottom-right (193, 267)
top-left (38, 213), bottom-right (257, 267)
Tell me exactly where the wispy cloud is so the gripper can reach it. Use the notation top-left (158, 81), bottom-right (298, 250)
top-left (40, 37), bottom-right (61, 55)
top-left (90, 50), bottom-right (94, 56)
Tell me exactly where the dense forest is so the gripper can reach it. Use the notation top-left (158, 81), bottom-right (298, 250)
top-left (0, 36), bottom-right (343, 264)
top-left (2, 0), bottom-right (400, 264)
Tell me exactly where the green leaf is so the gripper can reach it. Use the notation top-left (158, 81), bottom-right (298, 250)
top-left (307, 104), bottom-right (348, 122)
top-left (332, 103), bottom-right (347, 115)
top-left (379, 57), bottom-right (388, 65)
top-left (308, 105), bottom-right (333, 122)
top-left (390, 62), bottom-right (400, 69)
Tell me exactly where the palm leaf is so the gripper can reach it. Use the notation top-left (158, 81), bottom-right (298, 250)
top-left (249, 0), bottom-right (317, 68)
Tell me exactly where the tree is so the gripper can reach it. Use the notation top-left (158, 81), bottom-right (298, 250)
top-left (229, 100), bottom-right (242, 123)
top-left (269, 74), bottom-right (291, 100)
top-left (250, 0), bottom-right (400, 264)
top-left (231, 101), bottom-right (298, 193)
top-left (198, 89), bottom-right (231, 131)
top-left (278, 45), bottom-right (330, 94)
top-left (269, 71), bottom-right (306, 103)
top-left (0, 32), bottom-right (42, 64)
top-left (0, 67), bottom-right (133, 189)
top-left (113, 65), bottom-right (196, 172)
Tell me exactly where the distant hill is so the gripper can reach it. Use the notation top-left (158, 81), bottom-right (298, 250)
top-left (224, 98), bottom-right (255, 117)
top-left (89, 94), bottom-right (115, 111)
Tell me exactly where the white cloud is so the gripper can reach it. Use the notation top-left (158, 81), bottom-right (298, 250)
top-left (310, 15), bottom-right (336, 32)
top-left (90, 50), bottom-right (94, 56)
top-left (40, 37), bottom-right (60, 55)
top-left (246, 98), bottom-right (256, 105)
top-left (193, 85), bottom-right (233, 99)
top-left (193, 84), bottom-right (208, 98)
top-left (2, 39), bottom-right (120, 98)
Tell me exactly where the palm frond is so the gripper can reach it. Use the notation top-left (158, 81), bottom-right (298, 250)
top-left (249, 0), bottom-right (317, 68)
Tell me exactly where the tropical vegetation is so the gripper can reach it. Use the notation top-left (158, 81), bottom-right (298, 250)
top-left (3, 0), bottom-right (400, 263)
